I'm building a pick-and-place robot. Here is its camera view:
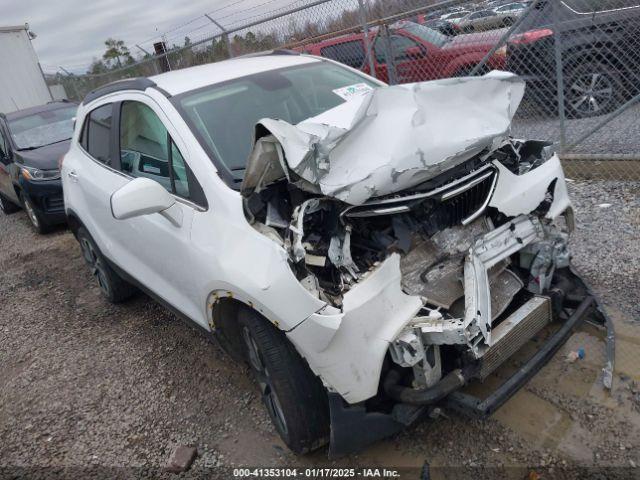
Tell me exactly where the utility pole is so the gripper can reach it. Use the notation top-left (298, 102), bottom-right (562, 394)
top-left (357, 0), bottom-right (376, 78)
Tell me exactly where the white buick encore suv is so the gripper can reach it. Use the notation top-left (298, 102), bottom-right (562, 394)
top-left (61, 52), bottom-right (612, 455)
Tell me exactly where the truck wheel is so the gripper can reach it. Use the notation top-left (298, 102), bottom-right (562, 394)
top-left (77, 227), bottom-right (137, 303)
top-left (238, 308), bottom-right (329, 454)
top-left (0, 194), bottom-right (20, 214)
top-left (20, 192), bottom-right (51, 234)
top-left (565, 61), bottom-right (623, 118)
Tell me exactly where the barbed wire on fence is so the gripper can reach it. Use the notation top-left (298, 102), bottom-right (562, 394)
top-left (50, 0), bottom-right (640, 170)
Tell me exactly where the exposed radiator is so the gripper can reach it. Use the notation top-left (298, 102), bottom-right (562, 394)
top-left (479, 296), bottom-right (552, 380)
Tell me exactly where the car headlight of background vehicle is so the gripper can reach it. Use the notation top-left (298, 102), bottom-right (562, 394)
top-left (21, 166), bottom-right (61, 181)
top-left (494, 45), bottom-right (507, 57)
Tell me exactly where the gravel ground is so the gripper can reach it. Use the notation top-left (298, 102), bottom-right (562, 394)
top-left (512, 104), bottom-right (640, 156)
top-left (0, 180), bottom-right (639, 480)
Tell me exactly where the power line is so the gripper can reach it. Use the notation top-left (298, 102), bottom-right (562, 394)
top-left (162, 0), bottom-right (305, 44)
top-left (137, 0), bottom-right (257, 46)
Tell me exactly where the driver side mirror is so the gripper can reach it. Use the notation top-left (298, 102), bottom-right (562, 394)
top-left (111, 177), bottom-right (183, 227)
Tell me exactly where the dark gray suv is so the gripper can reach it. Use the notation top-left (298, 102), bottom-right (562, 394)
top-left (506, 0), bottom-right (640, 118)
top-left (0, 101), bottom-right (77, 233)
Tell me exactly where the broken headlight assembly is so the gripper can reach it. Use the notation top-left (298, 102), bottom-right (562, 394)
top-left (493, 139), bottom-right (556, 176)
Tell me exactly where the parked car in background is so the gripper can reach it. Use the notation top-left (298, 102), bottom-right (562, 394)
top-left (487, 0), bottom-right (524, 8)
top-left (457, 9), bottom-right (516, 32)
top-left (423, 18), bottom-right (462, 36)
top-left (61, 51), bottom-right (610, 456)
top-left (300, 21), bottom-right (506, 84)
top-left (440, 10), bottom-right (469, 22)
top-left (507, 0), bottom-right (640, 118)
top-left (494, 1), bottom-right (531, 16)
top-left (0, 101), bottom-right (76, 232)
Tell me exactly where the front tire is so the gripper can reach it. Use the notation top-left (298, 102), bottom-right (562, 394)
top-left (20, 192), bottom-right (50, 234)
top-left (0, 193), bottom-right (20, 214)
top-left (238, 308), bottom-right (329, 454)
top-left (77, 227), bottom-right (136, 303)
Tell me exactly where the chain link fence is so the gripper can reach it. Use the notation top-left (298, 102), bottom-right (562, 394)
top-left (53, 0), bottom-right (640, 179)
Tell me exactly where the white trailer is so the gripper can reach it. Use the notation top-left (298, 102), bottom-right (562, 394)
top-left (0, 25), bottom-right (53, 114)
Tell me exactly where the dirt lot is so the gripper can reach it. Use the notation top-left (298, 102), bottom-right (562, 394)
top-left (1, 180), bottom-right (639, 480)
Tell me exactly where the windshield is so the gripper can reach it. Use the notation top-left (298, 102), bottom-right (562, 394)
top-left (400, 22), bottom-right (449, 47)
top-left (9, 105), bottom-right (77, 150)
top-left (175, 61), bottom-right (378, 178)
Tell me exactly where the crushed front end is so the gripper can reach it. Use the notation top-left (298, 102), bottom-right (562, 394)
top-left (240, 72), bottom-right (614, 455)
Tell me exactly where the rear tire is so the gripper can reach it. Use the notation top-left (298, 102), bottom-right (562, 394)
top-left (0, 193), bottom-right (20, 214)
top-left (77, 227), bottom-right (137, 303)
top-left (238, 308), bottom-right (330, 454)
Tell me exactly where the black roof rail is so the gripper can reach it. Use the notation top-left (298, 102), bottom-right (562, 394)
top-left (82, 77), bottom-right (157, 105)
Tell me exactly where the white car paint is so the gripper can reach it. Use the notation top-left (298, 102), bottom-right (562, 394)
top-left (62, 54), bottom-right (574, 406)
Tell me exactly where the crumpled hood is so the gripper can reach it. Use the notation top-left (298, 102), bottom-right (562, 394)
top-left (241, 71), bottom-right (525, 206)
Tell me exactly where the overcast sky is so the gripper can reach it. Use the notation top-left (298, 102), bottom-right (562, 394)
top-left (1, 0), bottom-right (305, 74)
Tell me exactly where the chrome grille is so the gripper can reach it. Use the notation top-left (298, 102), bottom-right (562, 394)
top-left (344, 165), bottom-right (497, 223)
top-left (436, 170), bottom-right (497, 226)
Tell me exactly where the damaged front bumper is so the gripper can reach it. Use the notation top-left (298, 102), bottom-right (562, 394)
top-left (329, 290), bottom-right (611, 456)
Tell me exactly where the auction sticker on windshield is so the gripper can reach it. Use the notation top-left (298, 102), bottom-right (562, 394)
top-left (333, 83), bottom-right (373, 100)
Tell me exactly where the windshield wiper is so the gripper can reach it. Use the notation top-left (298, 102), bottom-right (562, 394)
top-left (17, 138), bottom-right (71, 151)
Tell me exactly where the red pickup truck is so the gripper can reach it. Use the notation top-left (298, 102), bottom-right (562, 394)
top-left (299, 21), bottom-right (507, 84)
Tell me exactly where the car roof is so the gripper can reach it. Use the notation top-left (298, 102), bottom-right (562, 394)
top-left (150, 54), bottom-right (322, 97)
top-left (4, 101), bottom-right (76, 121)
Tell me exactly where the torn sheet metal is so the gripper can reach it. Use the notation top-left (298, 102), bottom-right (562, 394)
top-left (286, 254), bottom-right (424, 403)
top-left (464, 215), bottom-right (545, 355)
top-left (242, 71), bottom-right (525, 205)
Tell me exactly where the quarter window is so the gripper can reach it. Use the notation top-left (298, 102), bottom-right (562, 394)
top-left (83, 104), bottom-right (113, 164)
top-left (119, 101), bottom-right (200, 203)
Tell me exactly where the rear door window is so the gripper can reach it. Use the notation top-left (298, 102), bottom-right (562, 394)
top-left (320, 40), bottom-right (365, 69)
top-left (83, 104), bottom-right (113, 165)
